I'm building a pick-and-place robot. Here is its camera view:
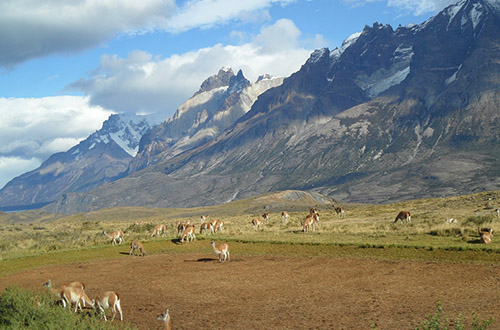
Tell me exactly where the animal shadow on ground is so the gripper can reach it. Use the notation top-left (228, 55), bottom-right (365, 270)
top-left (290, 230), bottom-right (304, 234)
top-left (184, 258), bottom-right (242, 263)
top-left (194, 258), bottom-right (217, 262)
top-left (171, 238), bottom-right (182, 245)
top-left (467, 238), bottom-right (485, 244)
top-left (119, 252), bottom-right (130, 255)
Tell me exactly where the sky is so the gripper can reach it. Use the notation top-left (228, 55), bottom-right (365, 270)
top-left (0, 0), bottom-right (459, 189)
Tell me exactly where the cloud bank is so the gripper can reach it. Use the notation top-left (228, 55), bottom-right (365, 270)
top-left (0, 0), bottom-right (176, 67)
top-left (0, 96), bottom-right (113, 188)
top-left (166, 0), bottom-right (297, 32)
top-left (388, 0), bottom-right (456, 15)
top-left (0, 0), bottom-right (299, 68)
top-left (343, 0), bottom-right (456, 15)
top-left (70, 19), bottom-right (316, 121)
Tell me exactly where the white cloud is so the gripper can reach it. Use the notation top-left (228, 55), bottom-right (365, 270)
top-left (0, 96), bottom-right (113, 179)
top-left (0, 0), bottom-right (176, 67)
top-left (166, 0), bottom-right (296, 33)
top-left (387, 0), bottom-right (456, 15)
top-left (70, 19), bottom-right (315, 121)
top-left (342, 0), bottom-right (456, 15)
top-left (0, 156), bottom-right (41, 189)
top-left (253, 19), bottom-right (300, 53)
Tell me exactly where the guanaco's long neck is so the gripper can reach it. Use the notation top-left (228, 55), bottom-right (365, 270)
top-left (211, 243), bottom-right (220, 254)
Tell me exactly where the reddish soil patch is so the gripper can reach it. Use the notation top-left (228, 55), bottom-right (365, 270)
top-left (1, 252), bottom-right (500, 329)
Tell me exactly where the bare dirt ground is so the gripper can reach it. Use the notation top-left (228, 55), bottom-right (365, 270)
top-left (2, 250), bottom-right (500, 329)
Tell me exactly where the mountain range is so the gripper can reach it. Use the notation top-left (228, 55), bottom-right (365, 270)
top-left (2, 0), bottom-right (500, 213)
top-left (0, 68), bottom-right (283, 211)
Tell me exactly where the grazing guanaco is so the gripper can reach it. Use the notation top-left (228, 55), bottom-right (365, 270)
top-left (214, 220), bottom-right (224, 233)
top-left (60, 286), bottom-right (93, 312)
top-left (177, 220), bottom-right (191, 236)
top-left (129, 240), bottom-right (146, 256)
top-left (478, 227), bottom-right (493, 244)
top-left (181, 225), bottom-right (196, 243)
top-left (200, 221), bottom-right (214, 234)
top-left (210, 240), bottom-right (230, 263)
top-left (151, 224), bottom-right (167, 237)
top-left (262, 212), bottom-right (270, 223)
top-left (43, 279), bottom-right (87, 306)
top-left (394, 211), bottom-right (411, 224)
top-left (94, 291), bottom-right (123, 321)
top-left (281, 211), bottom-right (290, 224)
top-left (209, 218), bottom-right (219, 229)
top-left (335, 206), bottom-right (345, 217)
top-left (302, 213), bottom-right (319, 232)
top-left (157, 308), bottom-right (172, 330)
top-left (103, 230), bottom-right (124, 245)
top-left (252, 218), bottom-right (264, 230)
top-left (43, 279), bottom-right (85, 297)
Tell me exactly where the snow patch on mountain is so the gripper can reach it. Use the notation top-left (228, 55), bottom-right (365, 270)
top-left (307, 48), bottom-right (328, 64)
top-left (445, 64), bottom-right (462, 85)
top-left (466, 2), bottom-right (485, 30)
top-left (485, 0), bottom-right (500, 13)
top-left (342, 32), bottom-right (362, 52)
top-left (368, 66), bottom-right (410, 97)
top-left (446, 0), bottom-right (467, 29)
top-left (67, 114), bottom-right (151, 159)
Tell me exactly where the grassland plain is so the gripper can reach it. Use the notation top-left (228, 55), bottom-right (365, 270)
top-left (1, 190), bottom-right (500, 267)
top-left (1, 190), bottom-right (500, 328)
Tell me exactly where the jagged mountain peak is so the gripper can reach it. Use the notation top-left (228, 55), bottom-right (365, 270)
top-left (415, 0), bottom-right (500, 35)
top-left (195, 67), bottom-right (235, 95)
top-left (306, 48), bottom-right (330, 64)
top-left (228, 69), bottom-right (250, 94)
top-left (256, 74), bottom-right (275, 82)
top-left (80, 113), bottom-right (151, 158)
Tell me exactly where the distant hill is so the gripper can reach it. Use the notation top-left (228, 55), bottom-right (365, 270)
top-left (0, 114), bottom-right (151, 210)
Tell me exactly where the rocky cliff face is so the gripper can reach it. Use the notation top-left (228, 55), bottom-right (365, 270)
top-left (128, 68), bottom-right (283, 172)
top-left (45, 0), bottom-right (500, 213)
top-left (0, 114), bottom-right (151, 209)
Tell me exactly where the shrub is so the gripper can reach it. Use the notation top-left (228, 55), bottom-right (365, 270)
top-left (0, 286), bottom-right (134, 329)
top-left (124, 222), bottom-right (155, 234)
top-left (414, 301), bottom-right (493, 330)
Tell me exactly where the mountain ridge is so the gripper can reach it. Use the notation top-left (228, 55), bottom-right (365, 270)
top-left (12, 0), bottom-right (500, 213)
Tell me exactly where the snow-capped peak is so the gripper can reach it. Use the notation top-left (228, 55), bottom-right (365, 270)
top-left (80, 114), bottom-right (151, 157)
top-left (307, 48), bottom-right (329, 64)
top-left (341, 31), bottom-right (362, 52)
top-left (256, 74), bottom-right (275, 82)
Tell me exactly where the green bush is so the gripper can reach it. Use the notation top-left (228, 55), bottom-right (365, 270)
top-left (0, 286), bottom-right (135, 329)
top-left (125, 223), bottom-right (155, 234)
top-left (414, 301), bottom-right (494, 330)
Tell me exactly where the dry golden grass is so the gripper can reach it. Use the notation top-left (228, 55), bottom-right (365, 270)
top-left (1, 189), bottom-right (500, 266)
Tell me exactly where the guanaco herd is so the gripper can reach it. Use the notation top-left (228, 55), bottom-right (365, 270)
top-left (43, 279), bottom-right (123, 321)
top-left (45, 205), bottom-right (493, 327)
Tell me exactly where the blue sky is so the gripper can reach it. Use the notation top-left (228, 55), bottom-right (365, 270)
top-left (0, 0), bottom-right (457, 189)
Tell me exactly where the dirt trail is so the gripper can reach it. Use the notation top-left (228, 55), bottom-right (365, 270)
top-left (1, 251), bottom-right (500, 329)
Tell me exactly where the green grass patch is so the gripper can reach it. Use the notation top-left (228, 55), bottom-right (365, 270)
top-left (0, 286), bottom-right (135, 329)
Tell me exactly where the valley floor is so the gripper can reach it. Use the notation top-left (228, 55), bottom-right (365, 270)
top-left (1, 242), bottom-right (499, 329)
